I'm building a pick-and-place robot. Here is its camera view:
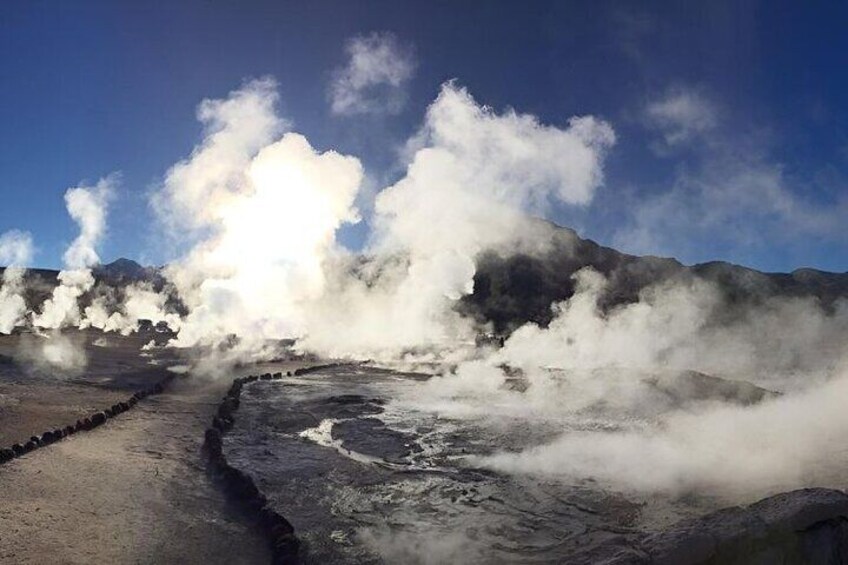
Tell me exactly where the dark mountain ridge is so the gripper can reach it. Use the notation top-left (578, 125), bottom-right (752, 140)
top-left (2, 225), bottom-right (847, 335)
top-left (460, 221), bottom-right (848, 333)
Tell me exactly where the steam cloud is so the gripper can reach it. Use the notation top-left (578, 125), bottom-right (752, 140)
top-left (33, 176), bottom-right (115, 330)
top-left (0, 230), bottom-right (34, 334)
top-left (403, 267), bottom-right (848, 499)
top-left (0, 68), bottom-right (845, 504)
top-left (329, 32), bottom-right (415, 116)
top-left (150, 78), bottom-right (614, 362)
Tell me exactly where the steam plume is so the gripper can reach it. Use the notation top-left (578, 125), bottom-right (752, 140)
top-left (0, 230), bottom-right (34, 334)
top-left (33, 176), bottom-right (114, 329)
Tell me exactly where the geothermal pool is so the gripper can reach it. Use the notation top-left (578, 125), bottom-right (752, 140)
top-left (222, 364), bottom-right (748, 564)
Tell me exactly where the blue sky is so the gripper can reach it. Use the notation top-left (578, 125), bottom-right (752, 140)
top-left (0, 1), bottom-right (846, 272)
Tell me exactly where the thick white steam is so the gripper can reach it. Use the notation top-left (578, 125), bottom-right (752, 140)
top-left (33, 176), bottom-right (114, 329)
top-left (403, 268), bottom-right (848, 498)
top-left (153, 79), bottom-right (614, 362)
top-left (154, 78), bottom-right (362, 353)
top-left (0, 230), bottom-right (34, 333)
top-left (300, 83), bottom-right (615, 358)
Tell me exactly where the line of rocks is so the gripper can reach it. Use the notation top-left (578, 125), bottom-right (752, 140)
top-left (203, 371), bottom-right (300, 565)
top-left (292, 362), bottom-right (344, 376)
top-left (0, 373), bottom-right (177, 466)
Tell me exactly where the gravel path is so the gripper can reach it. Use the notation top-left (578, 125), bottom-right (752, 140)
top-left (0, 375), bottom-right (271, 564)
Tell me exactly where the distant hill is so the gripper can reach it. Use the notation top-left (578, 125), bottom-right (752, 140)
top-left (93, 258), bottom-right (162, 284)
top-left (0, 258), bottom-right (172, 320)
top-left (459, 220), bottom-right (848, 333)
top-left (2, 227), bottom-right (847, 336)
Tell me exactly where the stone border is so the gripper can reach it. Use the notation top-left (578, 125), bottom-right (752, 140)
top-left (0, 373), bottom-right (177, 465)
top-left (203, 371), bottom-right (300, 565)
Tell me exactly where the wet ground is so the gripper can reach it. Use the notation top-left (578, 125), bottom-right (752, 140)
top-left (224, 365), bottom-right (695, 564)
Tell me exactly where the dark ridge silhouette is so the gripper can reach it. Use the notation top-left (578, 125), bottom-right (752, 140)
top-left (3, 224), bottom-right (847, 336)
top-left (458, 221), bottom-right (848, 334)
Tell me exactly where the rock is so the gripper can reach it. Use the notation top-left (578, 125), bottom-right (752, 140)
top-left (11, 443), bottom-right (24, 456)
top-left (40, 431), bottom-right (55, 445)
top-left (260, 507), bottom-right (295, 537)
top-left (64, 425), bottom-right (75, 436)
top-left (30, 435), bottom-right (42, 447)
top-left (204, 428), bottom-right (223, 456)
top-left (749, 488), bottom-right (848, 532)
top-left (90, 412), bottom-right (107, 427)
top-left (641, 488), bottom-right (848, 564)
top-left (272, 372), bottom-right (282, 380)
top-left (271, 535), bottom-right (300, 565)
top-left (104, 408), bottom-right (114, 418)
top-left (260, 373), bottom-right (272, 380)
top-left (23, 440), bottom-right (36, 452)
top-left (218, 398), bottom-right (239, 420)
top-left (222, 467), bottom-right (263, 507)
top-left (53, 428), bottom-right (64, 439)
top-left (0, 448), bottom-right (14, 463)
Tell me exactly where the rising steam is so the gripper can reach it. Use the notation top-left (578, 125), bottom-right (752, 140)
top-left (0, 72), bottom-right (846, 501)
top-left (0, 230), bottom-right (34, 334)
top-left (33, 176), bottom-right (115, 329)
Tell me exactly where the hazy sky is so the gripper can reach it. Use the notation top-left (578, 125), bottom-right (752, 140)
top-left (1, 1), bottom-right (846, 272)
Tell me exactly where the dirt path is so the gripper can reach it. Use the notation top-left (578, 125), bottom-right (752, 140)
top-left (0, 373), bottom-right (271, 564)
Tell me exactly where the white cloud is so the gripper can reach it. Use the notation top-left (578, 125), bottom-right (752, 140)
top-left (329, 32), bottom-right (415, 116)
top-left (645, 87), bottom-right (717, 149)
top-left (616, 86), bottom-right (847, 259)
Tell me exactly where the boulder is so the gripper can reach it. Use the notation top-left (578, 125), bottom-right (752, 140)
top-left (218, 398), bottom-right (238, 420)
top-left (641, 488), bottom-right (848, 564)
top-left (90, 412), bottom-right (107, 427)
top-left (0, 448), bottom-right (14, 463)
top-left (11, 443), bottom-right (24, 456)
top-left (204, 428), bottom-right (223, 457)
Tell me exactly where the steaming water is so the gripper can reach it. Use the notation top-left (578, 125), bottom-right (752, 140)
top-left (223, 364), bottom-right (732, 564)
